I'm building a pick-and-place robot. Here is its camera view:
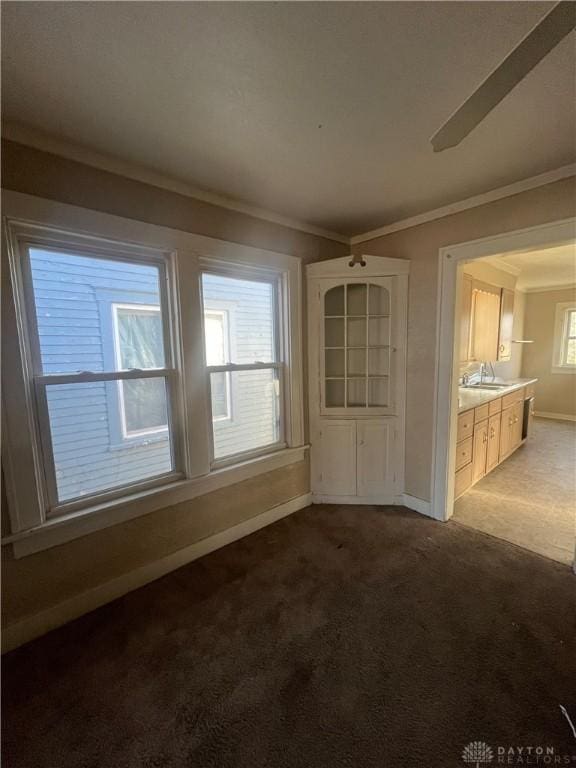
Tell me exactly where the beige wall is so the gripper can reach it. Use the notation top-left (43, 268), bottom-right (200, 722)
top-left (352, 175), bottom-right (576, 500)
top-left (1, 140), bottom-right (348, 265)
top-left (521, 287), bottom-right (576, 418)
top-left (1, 140), bottom-right (344, 646)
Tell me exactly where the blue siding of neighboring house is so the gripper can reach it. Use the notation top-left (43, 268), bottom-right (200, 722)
top-left (29, 253), bottom-right (279, 502)
top-left (202, 275), bottom-right (278, 459)
top-left (30, 250), bottom-right (171, 502)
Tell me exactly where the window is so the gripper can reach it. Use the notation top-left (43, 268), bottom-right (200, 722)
top-left (20, 245), bottom-right (178, 508)
top-left (553, 302), bottom-right (576, 372)
top-left (3, 200), bottom-right (303, 553)
top-left (112, 304), bottom-right (168, 437)
top-left (202, 272), bottom-right (282, 463)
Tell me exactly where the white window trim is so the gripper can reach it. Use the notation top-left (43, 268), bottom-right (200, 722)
top-left (112, 303), bottom-right (169, 438)
top-left (1, 190), bottom-right (305, 557)
top-left (551, 302), bottom-right (576, 374)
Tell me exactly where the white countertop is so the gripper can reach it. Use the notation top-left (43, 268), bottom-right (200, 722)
top-left (458, 378), bottom-right (537, 414)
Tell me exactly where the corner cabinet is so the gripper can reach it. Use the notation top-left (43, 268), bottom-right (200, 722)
top-left (307, 255), bottom-right (409, 504)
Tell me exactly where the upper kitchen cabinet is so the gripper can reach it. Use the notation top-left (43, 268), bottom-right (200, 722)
top-left (470, 280), bottom-right (501, 362)
top-left (459, 275), bottom-right (516, 364)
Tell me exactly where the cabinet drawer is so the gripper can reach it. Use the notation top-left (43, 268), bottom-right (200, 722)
top-left (502, 388), bottom-right (524, 410)
top-left (474, 404), bottom-right (489, 423)
top-left (489, 397), bottom-right (502, 416)
top-left (455, 463), bottom-right (473, 499)
top-left (525, 383), bottom-right (536, 398)
top-left (455, 436), bottom-right (473, 471)
top-left (457, 410), bottom-right (474, 442)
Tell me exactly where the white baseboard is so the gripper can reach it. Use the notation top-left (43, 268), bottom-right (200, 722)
top-left (534, 411), bottom-right (576, 422)
top-left (402, 494), bottom-right (433, 518)
top-left (2, 493), bottom-right (312, 654)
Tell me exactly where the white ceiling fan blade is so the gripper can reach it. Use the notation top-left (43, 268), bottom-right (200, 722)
top-left (431, 1), bottom-right (576, 153)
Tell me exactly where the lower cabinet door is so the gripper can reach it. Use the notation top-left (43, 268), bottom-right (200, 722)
top-left (472, 420), bottom-right (488, 484)
top-left (315, 420), bottom-right (357, 496)
top-left (486, 414), bottom-right (501, 473)
top-left (499, 406), bottom-right (514, 460)
top-left (455, 463), bottom-right (473, 499)
top-left (357, 420), bottom-right (393, 498)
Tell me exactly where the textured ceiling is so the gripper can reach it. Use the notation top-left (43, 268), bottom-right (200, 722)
top-left (2, 2), bottom-right (575, 236)
top-left (498, 243), bottom-right (576, 291)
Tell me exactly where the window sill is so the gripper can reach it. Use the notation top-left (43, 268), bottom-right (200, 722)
top-left (4, 445), bottom-right (309, 558)
top-left (551, 366), bottom-right (576, 375)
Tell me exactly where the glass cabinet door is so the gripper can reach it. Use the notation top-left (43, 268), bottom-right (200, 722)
top-left (322, 280), bottom-right (392, 411)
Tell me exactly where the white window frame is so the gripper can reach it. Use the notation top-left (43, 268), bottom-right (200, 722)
top-left (203, 308), bottom-right (232, 422)
top-left (202, 266), bottom-right (286, 468)
top-left (552, 302), bottom-right (576, 374)
top-left (112, 303), bottom-right (170, 438)
top-left (5, 232), bottom-right (184, 518)
top-left (2, 191), bottom-right (305, 557)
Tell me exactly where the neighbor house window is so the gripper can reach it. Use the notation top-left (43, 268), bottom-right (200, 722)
top-left (112, 304), bottom-right (168, 437)
top-left (552, 302), bottom-right (576, 373)
top-left (19, 246), bottom-right (178, 507)
top-left (202, 272), bottom-right (282, 463)
top-left (203, 310), bottom-right (231, 421)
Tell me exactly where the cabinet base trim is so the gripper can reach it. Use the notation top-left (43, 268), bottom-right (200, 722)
top-left (534, 411), bottom-right (576, 423)
top-left (312, 494), bottom-right (403, 506)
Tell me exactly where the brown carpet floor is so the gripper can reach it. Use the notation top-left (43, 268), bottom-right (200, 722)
top-left (3, 505), bottom-right (576, 768)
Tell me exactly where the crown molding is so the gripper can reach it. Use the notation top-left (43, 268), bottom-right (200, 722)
top-left (522, 282), bottom-right (576, 294)
top-left (1, 121), bottom-right (350, 245)
top-left (481, 256), bottom-right (522, 276)
top-left (4, 121), bottom-right (574, 250)
top-left (350, 164), bottom-right (576, 244)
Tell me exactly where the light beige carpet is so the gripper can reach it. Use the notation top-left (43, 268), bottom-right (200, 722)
top-left (453, 417), bottom-right (576, 565)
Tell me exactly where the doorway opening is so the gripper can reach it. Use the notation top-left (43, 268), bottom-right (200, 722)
top-left (431, 218), bottom-right (576, 567)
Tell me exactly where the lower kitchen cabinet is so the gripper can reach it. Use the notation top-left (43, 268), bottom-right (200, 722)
top-left (454, 385), bottom-right (533, 500)
top-left (455, 463), bottom-right (473, 499)
top-left (472, 419), bottom-right (489, 484)
top-left (500, 400), bottom-right (523, 461)
top-left (486, 413), bottom-right (501, 473)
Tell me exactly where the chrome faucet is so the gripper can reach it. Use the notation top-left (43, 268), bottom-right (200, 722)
top-left (462, 372), bottom-right (470, 386)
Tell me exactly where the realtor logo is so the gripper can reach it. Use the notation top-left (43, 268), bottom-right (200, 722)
top-left (462, 741), bottom-right (494, 766)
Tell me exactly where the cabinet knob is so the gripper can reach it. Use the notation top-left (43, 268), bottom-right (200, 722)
top-left (499, 344), bottom-right (505, 352)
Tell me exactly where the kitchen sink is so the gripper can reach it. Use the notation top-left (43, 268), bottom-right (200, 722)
top-left (460, 383), bottom-right (510, 390)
